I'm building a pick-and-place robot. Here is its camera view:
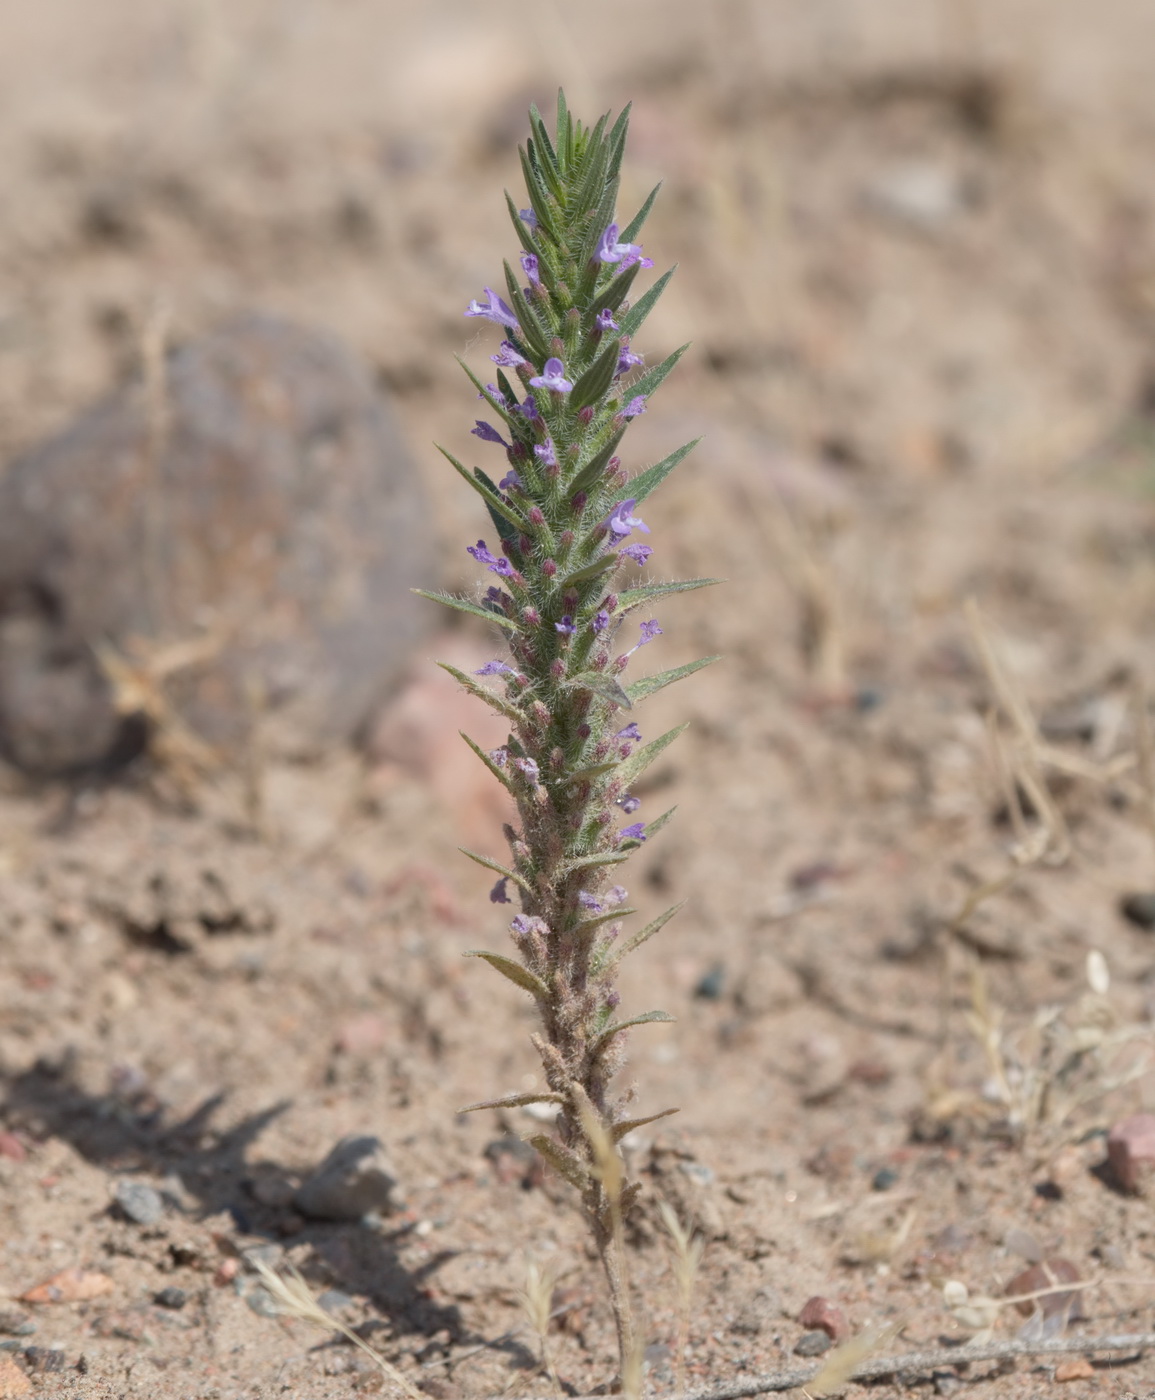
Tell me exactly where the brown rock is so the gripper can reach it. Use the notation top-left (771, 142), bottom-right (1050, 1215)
top-left (0, 1355), bottom-right (32, 1398)
top-left (20, 1267), bottom-right (114, 1304)
top-left (0, 314), bottom-right (434, 773)
top-left (1054, 1358), bottom-right (1095, 1382)
top-left (1107, 1113), bottom-right (1155, 1193)
top-left (797, 1294), bottom-right (849, 1341)
top-left (0, 1133), bottom-right (26, 1162)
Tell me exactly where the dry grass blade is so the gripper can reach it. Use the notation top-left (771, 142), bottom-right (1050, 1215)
top-left (518, 1258), bottom-right (563, 1400)
top-left (658, 1198), bottom-right (705, 1398)
top-left (804, 1320), bottom-right (904, 1398)
top-left (249, 1258), bottom-right (426, 1400)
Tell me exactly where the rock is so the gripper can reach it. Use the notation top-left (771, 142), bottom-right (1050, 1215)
top-left (294, 1135), bottom-right (404, 1222)
top-left (154, 1287), bottom-right (187, 1310)
top-left (1054, 1358), bottom-right (1095, 1382)
top-left (0, 314), bottom-right (434, 773)
top-left (247, 1174), bottom-right (296, 1209)
top-left (798, 1295), bottom-right (848, 1342)
top-left (20, 1268), bottom-right (114, 1304)
top-left (1119, 893), bottom-right (1155, 930)
top-left (871, 1166), bottom-right (899, 1191)
top-left (1107, 1113), bottom-right (1155, 1192)
top-left (865, 161), bottom-right (969, 231)
top-left (113, 1179), bottom-right (164, 1226)
top-left (0, 1134), bottom-right (26, 1162)
top-left (794, 1329), bottom-right (832, 1357)
top-left (22, 1349), bottom-right (65, 1374)
top-left (693, 962), bottom-right (725, 1000)
top-left (0, 1315), bottom-right (32, 1339)
top-left (0, 1354), bottom-right (32, 1397)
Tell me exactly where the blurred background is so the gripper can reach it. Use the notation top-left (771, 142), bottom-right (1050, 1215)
top-left (3, 3), bottom-right (1155, 1395)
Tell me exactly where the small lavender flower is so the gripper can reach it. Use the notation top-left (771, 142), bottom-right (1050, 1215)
top-left (528, 357), bottom-right (573, 393)
top-left (467, 540), bottom-right (498, 565)
top-left (472, 420), bottom-right (507, 446)
top-left (605, 885), bottom-right (629, 907)
top-left (591, 609), bottom-right (610, 634)
top-left (595, 222), bottom-right (653, 269)
top-left (606, 498), bottom-right (650, 540)
top-left (535, 438), bottom-right (557, 467)
top-left (620, 542), bottom-right (653, 565)
top-left (489, 746), bottom-right (509, 767)
top-left (615, 723), bottom-right (642, 742)
top-left (518, 208), bottom-right (538, 229)
top-left (618, 822), bottom-right (647, 844)
top-left (555, 615), bottom-right (576, 635)
top-left (619, 794), bottom-right (641, 814)
top-left (499, 468), bottom-right (523, 492)
top-left (578, 890), bottom-right (603, 912)
top-left (597, 307), bottom-right (619, 331)
top-left (515, 394), bottom-right (541, 422)
top-left (464, 287), bottom-right (520, 329)
top-left (489, 557), bottom-right (516, 578)
top-left (475, 660), bottom-right (514, 676)
top-left (515, 756), bottom-right (540, 782)
top-left (637, 619), bottom-right (663, 646)
top-left (617, 343), bottom-right (644, 374)
top-left (492, 341), bottom-right (527, 368)
top-left (520, 251), bottom-right (541, 287)
top-left (622, 395), bottom-right (647, 418)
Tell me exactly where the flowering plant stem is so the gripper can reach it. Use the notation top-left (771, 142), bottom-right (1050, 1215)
top-left (419, 91), bottom-right (717, 1379)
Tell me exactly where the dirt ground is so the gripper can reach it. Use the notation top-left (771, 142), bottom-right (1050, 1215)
top-left (3, 2), bottom-right (1155, 1397)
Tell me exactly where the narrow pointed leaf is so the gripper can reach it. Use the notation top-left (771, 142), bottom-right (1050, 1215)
top-left (594, 1008), bottom-right (674, 1053)
top-left (456, 355), bottom-right (516, 427)
top-left (459, 1090), bottom-right (565, 1114)
top-left (560, 850), bottom-right (631, 877)
top-left (413, 589), bottom-right (520, 632)
top-left (502, 262), bottom-right (551, 358)
top-left (589, 262), bottom-right (640, 321)
top-left (610, 1106), bottom-right (679, 1143)
top-left (616, 579), bottom-right (721, 612)
top-left (558, 552), bottom-right (618, 590)
top-left (506, 190), bottom-right (537, 252)
top-left (597, 901), bottom-right (685, 975)
top-left (436, 446), bottom-right (523, 532)
top-left (465, 950), bottom-right (548, 1003)
top-left (527, 105), bottom-right (559, 176)
top-left (569, 427), bottom-right (626, 497)
top-left (567, 760), bottom-right (617, 782)
top-left (628, 343), bottom-right (690, 403)
top-left (619, 265), bottom-right (676, 339)
top-left (569, 338), bottom-right (622, 411)
top-left (621, 437), bottom-right (701, 508)
top-left (518, 147), bottom-right (561, 243)
top-left (572, 671), bottom-right (632, 710)
top-left (458, 848), bottom-right (532, 892)
top-left (616, 722), bottom-right (689, 787)
top-left (619, 182), bottom-right (663, 244)
top-left (640, 805), bottom-right (676, 841)
top-left (526, 1134), bottom-right (591, 1192)
top-left (437, 663), bottom-right (522, 723)
top-left (578, 905), bottom-right (638, 935)
top-left (459, 731), bottom-right (513, 789)
top-left (627, 655), bottom-right (719, 704)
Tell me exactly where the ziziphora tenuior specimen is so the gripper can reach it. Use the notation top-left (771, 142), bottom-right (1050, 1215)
top-left (418, 93), bottom-right (717, 1375)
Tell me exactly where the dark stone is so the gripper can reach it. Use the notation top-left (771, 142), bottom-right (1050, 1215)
top-left (113, 1179), bottom-right (164, 1226)
top-left (154, 1287), bottom-right (187, 1310)
top-left (693, 962), bottom-right (725, 1000)
top-left (1120, 893), bottom-right (1155, 930)
top-left (294, 1135), bottom-right (404, 1222)
top-left (24, 1347), bottom-right (67, 1373)
top-left (0, 314), bottom-right (435, 774)
top-left (793, 1330), bottom-right (832, 1357)
top-left (871, 1166), bottom-right (900, 1191)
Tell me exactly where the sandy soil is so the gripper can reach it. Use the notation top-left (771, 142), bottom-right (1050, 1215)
top-left (1, 3), bottom-right (1155, 1397)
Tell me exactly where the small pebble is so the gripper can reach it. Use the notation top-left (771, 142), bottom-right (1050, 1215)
top-left (933, 1371), bottom-right (963, 1396)
top-left (113, 1179), bottom-right (164, 1227)
top-left (294, 1135), bottom-right (404, 1222)
top-left (1107, 1113), bottom-right (1155, 1193)
top-left (798, 1295), bottom-right (848, 1342)
top-left (23, 1347), bottom-right (66, 1373)
top-left (794, 1329), bottom-right (832, 1358)
top-left (0, 1313), bottom-right (33, 1338)
top-left (871, 1166), bottom-right (899, 1191)
top-left (1119, 892), bottom-right (1155, 930)
top-left (154, 1287), bottom-right (187, 1310)
top-left (693, 962), bottom-right (725, 1000)
top-left (317, 1290), bottom-right (356, 1314)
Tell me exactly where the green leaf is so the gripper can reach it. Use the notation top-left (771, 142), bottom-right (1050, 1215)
top-left (527, 104), bottom-right (560, 178)
top-left (579, 905), bottom-right (638, 935)
top-left (456, 355), bottom-right (516, 428)
top-left (560, 850), bottom-right (631, 877)
top-left (610, 1106), bottom-right (679, 1143)
top-left (620, 437), bottom-right (700, 508)
top-left (503, 262), bottom-right (550, 359)
top-left (505, 191), bottom-right (537, 252)
top-left (615, 578), bottom-right (721, 611)
top-left (436, 446), bottom-right (523, 533)
top-left (459, 731), bottom-right (513, 790)
top-left (526, 1134), bottom-right (591, 1192)
top-left (437, 662), bottom-right (522, 723)
top-left (619, 182), bottom-right (662, 245)
top-left (628, 343), bottom-right (690, 405)
top-left (412, 589), bottom-right (520, 632)
top-left (594, 1008), bottom-right (674, 1053)
top-left (571, 671), bottom-right (632, 710)
top-left (568, 427), bottom-right (626, 498)
top-left (627, 655), bottom-right (720, 704)
top-left (458, 848), bottom-right (532, 892)
top-left (616, 722), bottom-right (689, 787)
top-left (641, 805), bottom-right (676, 841)
top-left (596, 901), bottom-right (685, 975)
top-left (619, 266), bottom-right (675, 339)
top-left (569, 338), bottom-right (622, 411)
top-left (556, 89), bottom-right (571, 164)
top-left (567, 761), bottom-right (618, 783)
top-left (459, 1090), bottom-right (565, 1114)
top-left (518, 145), bottom-right (561, 242)
top-left (465, 950), bottom-right (549, 1003)
top-left (557, 552), bottom-right (618, 590)
top-left (589, 261), bottom-right (641, 321)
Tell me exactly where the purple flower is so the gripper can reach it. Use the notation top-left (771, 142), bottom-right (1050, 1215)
top-left (475, 660), bottom-right (514, 676)
top-left (618, 822), bottom-right (647, 844)
top-left (467, 540), bottom-right (498, 565)
top-left (622, 396), bottom-right (647, 418)
top-left (620, 543), bottom-right (653, 566)
top-left (615, 723), bottom-right (642, 742)
top-left (606, 885), bottom-right (628, 907)
top-left (596, 222), bottom-right (650, 267)
top-left (534, 438), bottom-right (557, 468)
top-left (555, 615), bottom-right (576, 636)
top-left (592, 610), bottom-right (610, 634)
top-left (490, 557), bottom-right (516, 578)
top-left (491, 341), bottom-right (527, 368)
top-left (578, 891), bottom-right (603, 912)
top-left (515, 756), bottom-right (540, 782)
top-left (597, 307), bottom-right (619, 331)
top-left (619, 794), bottom-right (641, 814)
top-left (489, 877), bottom-right (511, 904)
top-left (513, 394), bottom-right (540, 422)
top-left (606, 498), bottom-right (650, 540)
top-left (617, 343), bottom-right (644, 374)
top-left (520, 252), bottom-right (540, 287)
top-left (489, 746), bottom-right (509, 767)
top-left (498, 468), bottom-right (523, 492)
top-left (528, 357), bottom-right (573, 394)
top-left (638, 619), bottom-right (663, 646)
top-left (472, 420), bottom-right (507, 446)
top-left (519, 208), bottom-right (538, 229)
top-left (465, 287), bottom-right (519, 330)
